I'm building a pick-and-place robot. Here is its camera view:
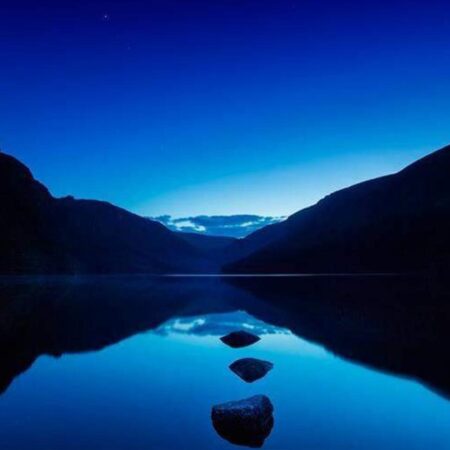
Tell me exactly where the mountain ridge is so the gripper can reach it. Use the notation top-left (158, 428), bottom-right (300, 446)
top-left (225, 144), bottom-right (450, 273)
top-left (0, 151), bottom-right (213, 274)
top-left (2, 144), bottom-right (450, 274)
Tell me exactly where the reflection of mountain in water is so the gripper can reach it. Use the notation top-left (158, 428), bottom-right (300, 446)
top-left (0, 275), bottom-right (449, 400)
top-left (0, 277), bottom-right (257, 394)
top-left (232, 276), bottom-right (450, 400)
top-left (156, 311), bottom-right (290, 337)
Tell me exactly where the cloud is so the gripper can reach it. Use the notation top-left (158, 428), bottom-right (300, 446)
top-left (151, 214), bottom-right (285, 238)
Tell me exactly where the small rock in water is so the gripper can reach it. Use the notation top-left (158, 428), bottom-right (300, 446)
top-left (229, 358), bottom-right (274, 383)
top-left (220, 330), bottom-right (261, 348)
top-left (211, 395), bottom-right (274, 448)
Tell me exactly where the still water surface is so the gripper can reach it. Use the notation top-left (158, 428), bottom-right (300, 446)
top-left (0, 276), bottom-right (448, 449)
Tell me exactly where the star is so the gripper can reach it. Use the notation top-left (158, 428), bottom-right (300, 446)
top-left (102, 13), bottom-right (110, 21)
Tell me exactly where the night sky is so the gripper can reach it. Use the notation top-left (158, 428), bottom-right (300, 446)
top-left (1, 0), bottom-right (449, 217)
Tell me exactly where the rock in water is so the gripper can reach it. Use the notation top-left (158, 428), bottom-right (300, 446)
top-left (229, 358), bottom-right (273, 383)
top-left (211, 395), bottom-right (274, 448)
top-left (220, 330), bottom-right (261, 348)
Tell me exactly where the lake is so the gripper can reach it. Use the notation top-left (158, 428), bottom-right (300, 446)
top-left (0, 275), bottom-right (449, 449)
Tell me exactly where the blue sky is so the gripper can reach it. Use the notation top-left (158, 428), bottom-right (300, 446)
top-left (1, 0), bottom-right (449, 217)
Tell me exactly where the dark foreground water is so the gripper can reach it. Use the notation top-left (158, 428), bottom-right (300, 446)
top-left (0, 275), bottom-right (449, 449)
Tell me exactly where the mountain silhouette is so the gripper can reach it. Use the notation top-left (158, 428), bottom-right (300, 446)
top-left (226, 145), bottom-right (450, 273)
top-left (2, 144), bottom-right (450, 274)
top-left (0, 152), bottom-right (213, 274)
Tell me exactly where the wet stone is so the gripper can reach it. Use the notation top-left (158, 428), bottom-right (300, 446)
top-left (211, 395), bottom-right (274, 448)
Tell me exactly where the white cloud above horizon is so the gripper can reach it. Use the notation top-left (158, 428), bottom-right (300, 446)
top-left (152, 214), bottom-right (286, 238)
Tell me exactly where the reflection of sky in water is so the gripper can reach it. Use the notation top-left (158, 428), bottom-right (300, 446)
top-left (0, 311), bottom-right (449, 449)
top-left (155, 310), bottom-right (291, 337)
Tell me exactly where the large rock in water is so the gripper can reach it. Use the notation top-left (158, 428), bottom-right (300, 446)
top-left (229, 358), bottom-right (273, 383)
top-left (211, 395), bottom-right (274, 448)
top-left (220, 330), bottom-right (261, 348)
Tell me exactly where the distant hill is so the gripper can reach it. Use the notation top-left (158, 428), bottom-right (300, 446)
top-left (225, 145), bottom-right (450, 273)
top-left (178, 232), bottom-right (236, 252)
top-left (0, 152), bottom-right (211, 274)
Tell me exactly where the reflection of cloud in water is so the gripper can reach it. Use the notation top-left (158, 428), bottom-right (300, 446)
top-left (155, 310), bottom-right (291, 337)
